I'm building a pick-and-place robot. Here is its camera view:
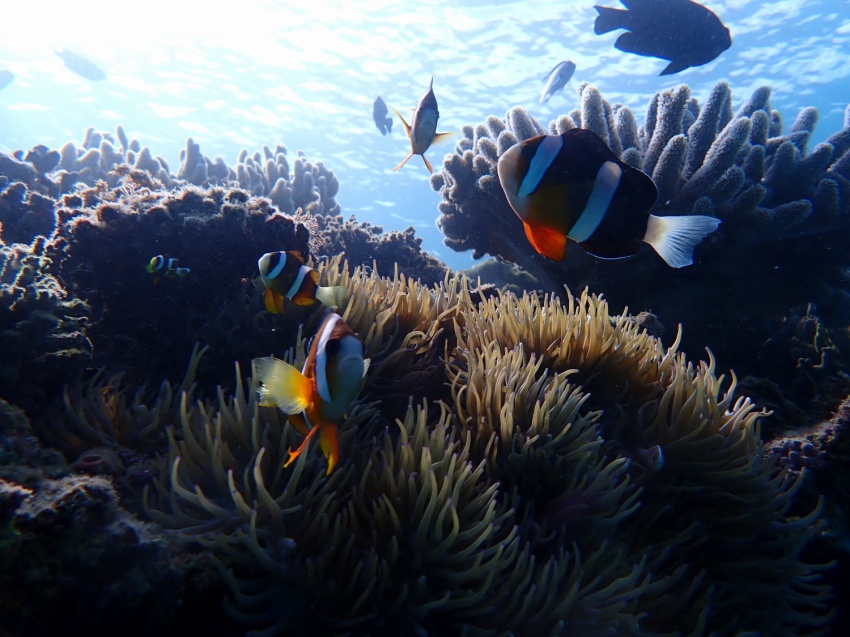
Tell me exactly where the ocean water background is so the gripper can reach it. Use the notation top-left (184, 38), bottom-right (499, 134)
top-left (1, 0), bottom-right (847, 270)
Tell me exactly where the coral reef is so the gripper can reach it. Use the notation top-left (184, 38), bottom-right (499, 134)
top-left (144, 258), bottom-right (830, 636)
top-left (315, 213), bottom-right (448, 286)
top-left (431, 83), bottom-right (850, 417)
top-left (0, 127), bottom-right (444, 415)
top-left (0, 237), bottom-right (92, 410)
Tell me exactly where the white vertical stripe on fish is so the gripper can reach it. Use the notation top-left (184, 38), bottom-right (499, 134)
top-left (568, 161), bottom-right (622, 242)
top-left (313, 314), bottom-right (340, 402)
top-left (285, 265), bottom-right (312, 299)
top-left (268, 253), bottom-right (287, 280)
top-left (518, 135), bottom-right (563, 197)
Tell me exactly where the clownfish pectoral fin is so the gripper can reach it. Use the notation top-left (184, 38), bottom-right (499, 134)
top-left (523, 222), bottom-right (568, 261)
top-left (394, 151), bottom-right (415, 172)
top-left (318, 422), bottom-right (339, 474)
top-left (362, 358), bottom-right (371, 379)
top-left (392, 108), bottom-right (412, 139)
top-left (421, 154), bottom-right (434, 174)
top-left (314, 285), bottom-right (348, 308)
top-left (264, 287), bottom-right (287, 314)
top-left (283, 425), bottom-right (320, 468)
top-left (253, 356), bottom-right (313, 415)
top-left (643, 214), bottom-right (721, 268)
top-left (431, 131), bottom-right (455, 146)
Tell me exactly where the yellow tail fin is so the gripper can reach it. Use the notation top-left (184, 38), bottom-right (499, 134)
top-left (254, 356), bottom-right (312, 415)
top-left (314, 285), bottom-right (348, 308)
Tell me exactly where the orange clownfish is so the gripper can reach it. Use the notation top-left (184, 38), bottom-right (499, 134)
top-left (393, 77), bottom-right (454, 174)
top-left (257, 250), bottom-right (346, 314)
top-left (497, 128), bottom-right (720, 267)
top-left (254, 312), bottom-right (368, 474)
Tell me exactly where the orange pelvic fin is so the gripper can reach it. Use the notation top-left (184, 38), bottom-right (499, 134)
top-left (523, 222), bottom-right (568, 261)
top-left (264, 287), bottom-right (286, 314)
top-left (421, 154), bottom-right (434, 174)
top-left (318, 422), bottom-right (339, 474)
top-left (283, 425), bottom-right (320, 468)
top-left (394, 151), bottom-right (415, 172)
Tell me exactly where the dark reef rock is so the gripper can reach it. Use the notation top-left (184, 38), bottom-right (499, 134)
top-left (315, 213), bottom-right (448, 286)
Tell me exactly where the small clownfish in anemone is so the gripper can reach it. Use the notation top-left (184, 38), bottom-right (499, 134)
top-left (393, 77), bottom-right (454, 174)
top-left (254, 312), bottom-right (369, 474)
top-left (257, 250), bottom-right (347, 314)
top-left (496, 128), bottom-right (720, 268)
top-left (146, 255), bottom-right (190, 281)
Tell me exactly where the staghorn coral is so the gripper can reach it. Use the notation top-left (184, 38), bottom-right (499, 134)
top-left (145, 258), bottom-right (830, 636)
top-left (431, 82), bottom-right (850, 416)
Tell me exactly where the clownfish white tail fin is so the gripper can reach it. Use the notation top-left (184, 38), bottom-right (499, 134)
top-left (644, 214), bottom-right (721, 268)
top-left (315, 285), bottom-right (348, 308)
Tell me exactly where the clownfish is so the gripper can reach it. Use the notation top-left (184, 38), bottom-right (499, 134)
top-left (497, 128), bottom-right (720, 267)
top-left (257, 251), bottom-right (347, 314)
top-left (254, 312), bottom-right (369, 474)
top-left (146, 255), bottom-right (190, 280)
top-left (393, 77), bottom-right (454, 174)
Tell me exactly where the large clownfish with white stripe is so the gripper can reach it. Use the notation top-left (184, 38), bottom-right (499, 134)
top-left (254, 312), bottom-right (369, 474)
top-left (496, 128), bottom-right (720, 267)
top-left (257, 250), bottom-right (347, 314)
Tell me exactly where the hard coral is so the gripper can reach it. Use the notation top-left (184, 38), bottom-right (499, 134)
top-left (431, 83), bottom-right (850, 418)
top-left (145, 257), bottom-right (830, 636)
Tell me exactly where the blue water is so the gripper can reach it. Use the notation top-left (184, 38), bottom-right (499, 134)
top-left (1, 0), bottom-right (847, 270)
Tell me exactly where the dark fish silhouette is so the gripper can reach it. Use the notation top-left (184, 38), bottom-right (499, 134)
top-left (0, 70), bottom-right (14, 90)
top-left (54, 48), bottom-right (107, 81)
top-left (372, 96), bottom-right (393, 135)
top-left (594, 0), bottom-right (731, 75)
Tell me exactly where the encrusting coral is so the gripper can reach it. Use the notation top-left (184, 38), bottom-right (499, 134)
top-left (431, 82), bottom-right (850, 418)
top-left (144, 257), bottom-right (831, 636)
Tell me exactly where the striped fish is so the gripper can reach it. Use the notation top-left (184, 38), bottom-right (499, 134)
top-left (255, 312), bottom-right (369, 474)
top-left (496, 128), bottom-right (719, 267)
top-left (257, 251), bottom-right (346, 314)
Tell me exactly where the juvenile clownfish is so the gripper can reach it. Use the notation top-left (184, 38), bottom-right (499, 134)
top-left (257, 251), bottom-right (347, 314)
top-left (496, 128), bottom-right (720, 267)
top-left (392, 77), bottom-right (454, 174)
top-left (254, 312), bottom-right (369, 474)
top-left (146, 255), bottom-right (190, 280)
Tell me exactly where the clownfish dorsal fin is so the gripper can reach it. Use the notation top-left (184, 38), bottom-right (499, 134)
top-left (523, 222), bottom-right (568, 261)
top-left (392, 108), bottom-right (412, 140)
top-left (254, 356), bottom-right (312, 415)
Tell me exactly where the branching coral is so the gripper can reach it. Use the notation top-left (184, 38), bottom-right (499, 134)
top-left (145, 259), bottom-right (831, 636)
top-left (431, 83), bottom-right (850, 411)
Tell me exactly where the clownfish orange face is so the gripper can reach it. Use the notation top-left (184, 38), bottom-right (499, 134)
top-left (497, 128), bottom-right (720, 268)
top-left (254, 312), bottom-right (368, 474)
top-left (257, 250), bottom-right (346, 314)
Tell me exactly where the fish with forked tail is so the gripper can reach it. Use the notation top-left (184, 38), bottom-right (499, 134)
top-left (539, 60), bottom-right (576, 104)
top-left (254, 312), bottom-right (369, 474)
top-left (593, 0), bottom-right (731, 75)
top-left (393, 77), bottom-right (454, 174)
top-left (496, 128), bottom-right (720, 267)
top-left (257, 250), bottom-right (347, 314)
